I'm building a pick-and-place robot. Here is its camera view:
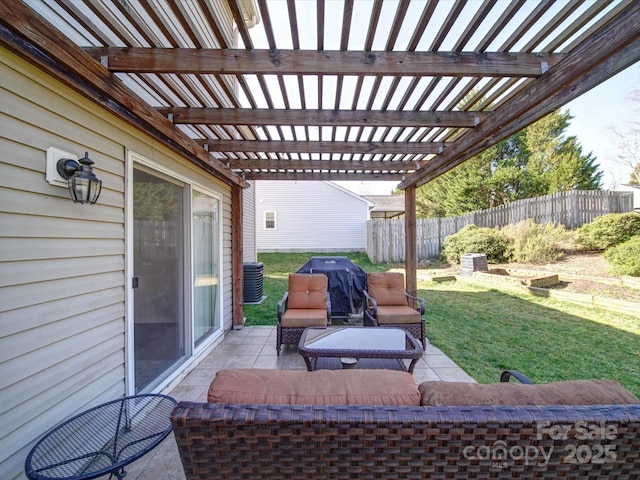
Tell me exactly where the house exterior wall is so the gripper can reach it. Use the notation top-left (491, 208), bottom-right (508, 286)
top-left (0, 47), bottom-right (234, 479)
top-left (243, 181), bottom-right (257, 262)
top-left (614, 184), bottom-right (640, 211)
top-left (255, 181), bottom-right (371, 252)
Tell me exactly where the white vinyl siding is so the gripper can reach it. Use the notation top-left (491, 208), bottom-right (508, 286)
top-left (0, 47), bottom-right (233, 480)
top-left (255, 181), bottom-right (371, 252)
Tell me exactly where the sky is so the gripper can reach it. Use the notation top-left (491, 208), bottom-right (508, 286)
top-left (337, 61), bottom-right (640, 196)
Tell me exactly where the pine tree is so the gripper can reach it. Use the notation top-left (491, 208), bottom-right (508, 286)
top-left (416, 109), bottom-right (603, 217)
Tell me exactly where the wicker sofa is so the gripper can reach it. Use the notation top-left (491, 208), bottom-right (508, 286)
top-left (170, 369), bottom-right (640, 479)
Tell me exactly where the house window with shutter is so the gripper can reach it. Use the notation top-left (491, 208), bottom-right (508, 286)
top-left (264, 211), bottom-right (276, 230)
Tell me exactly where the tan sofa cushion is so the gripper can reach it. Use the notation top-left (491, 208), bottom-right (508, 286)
top-left (287, 274), bottom-right (328, 309)
top-left (281, 309), bottom-right (328, 328)
top-left (367, 272), bottom-right (408, 306)
top-left (376, 305), bottom-right (422, 324)
top-left (419, 379), bottom-right (639, 406)
top-left (209, 369), bottom-right (421, 406)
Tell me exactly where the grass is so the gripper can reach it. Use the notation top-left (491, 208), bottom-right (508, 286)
top-left (421, 280), bottom-right (640, 398)
top-left (244, 252), bottom-right (640, 398)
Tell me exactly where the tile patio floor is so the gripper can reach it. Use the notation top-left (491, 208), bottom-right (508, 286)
top-left (120, 326), bottom-right (475, 480)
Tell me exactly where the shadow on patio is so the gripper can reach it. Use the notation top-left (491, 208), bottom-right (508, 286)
top-left (118, 326), bottom-right (473, 480)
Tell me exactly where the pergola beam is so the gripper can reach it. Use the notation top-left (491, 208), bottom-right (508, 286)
top-left (198, 139), bottom-right (449, 155)
top-left (85, 47), bottom-right (563, 77)
top-left (161, 108), bottom-right (485, 128)
top-left (227, 158), bottom-right (420, 171)
top-left (241, 171), bottom-right (406, 181)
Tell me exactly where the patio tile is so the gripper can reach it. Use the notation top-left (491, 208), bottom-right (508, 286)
top-left (412, 367), bottom-right (442, 383)
top-left (220, 354), bottom-right (260, 369)
top-left (433, 367), bottom-right (477, 383)
top-left (425, 354), bottom-right (463, 369)
top-left (126, 325), bottom-right (474, 480)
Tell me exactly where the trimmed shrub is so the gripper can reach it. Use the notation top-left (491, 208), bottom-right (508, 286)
top-left (442, 224), bottom-right (508, 264)
top-left (576, 212), bottom-right (640, 251)
top-left (500, 219), bottom-right (573, 264)
top-left (604, 236), bottom-right (640, 277)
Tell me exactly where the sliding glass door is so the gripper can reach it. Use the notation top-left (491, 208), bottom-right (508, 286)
top-left (129, 159), bottom-right (223, 394)
top-left (192, 190), bottom-right (221, 346)
top-left (132, 167), bottom-right (186, 393)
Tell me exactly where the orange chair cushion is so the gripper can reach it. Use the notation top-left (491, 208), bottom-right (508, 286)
top-left (376, 305), bottom-right (422, 324)
top-left (367, 272), bottom-right (408, 306)
top-left (287, 274), bottom-right (328, 309)
top-left (209, 369), bottom-right (421, 406)
top-left (281, 309), bottom-right (328, 328)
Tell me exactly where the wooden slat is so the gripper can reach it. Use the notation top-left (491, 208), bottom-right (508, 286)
top-left (401, 2), bottom-right (640, 188)
top-left (160, 107), bottom-right (486, 127)
top-left (0, 2), bottom-right (246, 188)
top-left (87, 47), bottom-right (563, 77)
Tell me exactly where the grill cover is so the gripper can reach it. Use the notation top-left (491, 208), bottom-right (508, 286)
top-left (296, 257), bottom-right (367, 317)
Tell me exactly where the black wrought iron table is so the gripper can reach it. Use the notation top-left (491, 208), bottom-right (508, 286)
top-left (25, 394), bottom-right (177, 480)
top-left (298, 327), bottom-right (423, 373)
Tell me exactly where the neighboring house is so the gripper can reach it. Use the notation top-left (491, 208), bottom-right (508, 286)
top-left (364, 195), bottom-right (405, 219)
top-left (0, 8), bottom-right (260, 480)
top-left (614, 184), bottom-right (640, 211)
top-left (255, 181), bottom-right (374, 252)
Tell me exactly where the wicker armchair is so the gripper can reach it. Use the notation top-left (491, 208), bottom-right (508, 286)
top-left (363, 272), bottom-right (426, 347)
top-left (276, 273), bottom-right (331, 355)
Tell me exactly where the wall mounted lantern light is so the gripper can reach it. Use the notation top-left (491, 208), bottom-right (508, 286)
top-left (55, 151), bottom-right (102, 204)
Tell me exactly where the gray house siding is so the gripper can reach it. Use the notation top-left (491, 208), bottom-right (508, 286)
top-left (0, 47), bottom-right (234, 479)
top-left (243, 181), bottom-right (257, 262)
top-left (255, 181), bottom-right (371, 252)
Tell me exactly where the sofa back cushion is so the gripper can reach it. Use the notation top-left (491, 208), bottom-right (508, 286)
top-left (287, 274), bottom-right (328, 309)
top-left (419, 379), bottom-right (639, 406)
top-left (367, 272), bottom-right (407, 306)
top-left (209, 369), bottom-right (421, 406)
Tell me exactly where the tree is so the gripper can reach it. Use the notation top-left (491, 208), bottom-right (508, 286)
top-left (416, 109), bottom-right (603, 217)
top-left (610, 89), bottom-right (640, 185)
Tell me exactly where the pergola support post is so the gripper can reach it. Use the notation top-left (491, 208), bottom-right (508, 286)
top-left (404, 186), bottom-right (417, 298)
top-left (232, 184), bottom-right (244, 329)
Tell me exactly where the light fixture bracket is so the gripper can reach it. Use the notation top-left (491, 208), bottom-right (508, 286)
top-left (56, 158), bottom-right (81, 179)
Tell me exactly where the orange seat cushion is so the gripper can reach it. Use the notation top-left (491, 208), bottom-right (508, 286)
top-left (376, 305), bottom-right (422, 324)
top-left (281, 309), bottom-right (328, 328)
top-left (208, 369), bottom-right (421, 406)
top-left (367, 272), bottom-right (408, 306)
top-left (419, 379), bottom-right (640, 406)
top-left (287, 274), bottom-right (328, 309)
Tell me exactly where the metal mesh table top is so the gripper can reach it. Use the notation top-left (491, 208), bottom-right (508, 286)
top-left (301, 327), bottom-right (416, 353)
top-left (25, 394), bottom-right (177, 480)
top-left (299, 327), bottom-right (423, 365)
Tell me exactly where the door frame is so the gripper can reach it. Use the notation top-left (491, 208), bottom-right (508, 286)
top-left (124, 151), bottom-right (224, 395)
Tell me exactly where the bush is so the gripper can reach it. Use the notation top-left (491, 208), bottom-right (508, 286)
top-left (576, 212), bottom-right (640, 251)
top-left (500, 219), bottom-right (573, 264)
top-left (604, 236), bottom-right (640, 276)
top-left (442, 224), bottom-right (508, 264)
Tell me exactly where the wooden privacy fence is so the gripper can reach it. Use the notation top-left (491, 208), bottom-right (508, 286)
top-left (367, 190), bottom-right (634, 263)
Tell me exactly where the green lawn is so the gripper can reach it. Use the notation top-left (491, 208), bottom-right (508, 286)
top-left (244, 252), bottom-right (640, 398)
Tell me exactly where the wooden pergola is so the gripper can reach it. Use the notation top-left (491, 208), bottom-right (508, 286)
top-left (2, 0), bottom-right (639, 326)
